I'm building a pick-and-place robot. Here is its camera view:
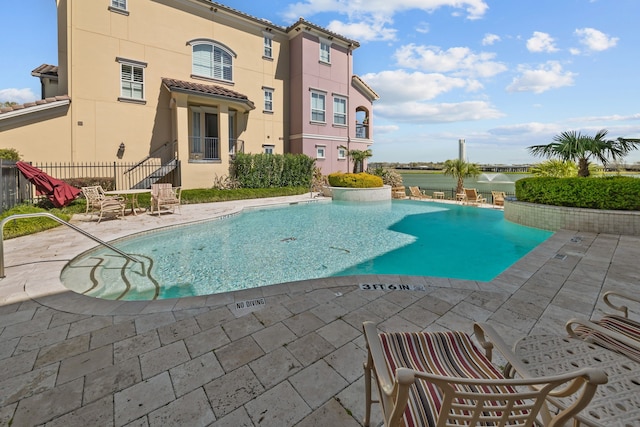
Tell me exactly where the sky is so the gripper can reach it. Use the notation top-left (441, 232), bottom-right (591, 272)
top-left (2, 0), bottom-right (640, 165)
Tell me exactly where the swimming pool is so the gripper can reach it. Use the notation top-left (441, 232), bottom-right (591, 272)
top-left (61, 200), bottom-right (552, 300)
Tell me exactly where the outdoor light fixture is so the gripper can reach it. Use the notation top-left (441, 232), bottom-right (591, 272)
top-left (117, 142), bottom-right (126, 159)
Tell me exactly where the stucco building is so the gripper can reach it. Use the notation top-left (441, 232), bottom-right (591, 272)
top-left (0, 0), bottom-right (378, 189)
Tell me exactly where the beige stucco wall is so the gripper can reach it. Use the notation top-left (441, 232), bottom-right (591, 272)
top-left (2, 0), bottom-right (374, 188)
top-left (0, 107), bottom-right (71, 161)
top-left (3, 0), bottom-right (289, 189)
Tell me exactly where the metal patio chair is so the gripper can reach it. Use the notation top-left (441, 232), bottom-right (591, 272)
top-left (363, 321), bottom-right (605, 427)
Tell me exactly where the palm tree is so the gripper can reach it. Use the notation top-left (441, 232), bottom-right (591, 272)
top-left (528, 130), bottom-right (640, 177)
top-left (529, 159), bottom-right (577, 178)
top-left (348, 149), bottom-right (373, 173)
top-left (442, 159), bottom-right (481, 194)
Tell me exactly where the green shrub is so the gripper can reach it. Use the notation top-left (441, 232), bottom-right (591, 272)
top-left (327, 172), bottom-right (384, 188)
top-left (516, 176), bottom-right (640, 210)
top-left (368, 166), bottom-right (403, 187)
top-left (65, 177), bottom-right (116, 191)
top-left (231, 153), bottom-right (315, 188)
top-left (0, 148), bottom-right (21, 161)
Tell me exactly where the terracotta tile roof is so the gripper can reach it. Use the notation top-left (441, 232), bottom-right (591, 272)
top-left (162, 77), bottom-right (255, 109)
top-left (0, 95), bottom-right (70, 115)
top-left (197, 2), bottom-right (359, 48)
top-left (31, 64), bottom-right (59, 78)
top-left (352, 75), bottom-right (380, 100)
top-left (206, 1), bottom-right (285, 31)
top-left (286, 17), bottom-right (360, 48)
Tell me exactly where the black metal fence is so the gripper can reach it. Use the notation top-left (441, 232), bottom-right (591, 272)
top-left (0, 160), bottom-right (181, 213)
top-left (33, 161), bottom-right (180, 191)
top-left (0, 160), bottom-right (32, 213)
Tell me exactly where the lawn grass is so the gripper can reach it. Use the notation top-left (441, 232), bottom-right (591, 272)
top-left (2, 186), bottom-right (309, 239)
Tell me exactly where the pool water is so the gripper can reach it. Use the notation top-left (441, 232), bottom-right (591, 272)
top-left (61, 200), bottom-right (552, 300)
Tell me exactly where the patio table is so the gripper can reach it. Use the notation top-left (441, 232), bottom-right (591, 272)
top-left (511, 334), bottom-right (640, 427)
top-left (104, 189), bottom-right (151, 215)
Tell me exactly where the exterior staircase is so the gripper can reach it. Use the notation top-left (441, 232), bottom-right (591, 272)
top-left (123, 141), bottom-right (180, 189)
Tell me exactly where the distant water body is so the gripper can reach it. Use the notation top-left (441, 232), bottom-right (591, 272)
top-left (399, 172), bottom-right (530, 196)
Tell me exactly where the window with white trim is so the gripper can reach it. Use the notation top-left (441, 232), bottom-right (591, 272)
top-left (338, 147), bottom-right (347, 159)
top-left (263, 145), bottom-right (275, 154)
top-left (111, 0), bottom-right (127, 10)
top-left (311, 91), bottom-right (326, 122)
top-left (333, 96), bottom-right (347, 125)
top-left (263, 36), bottom-right (273, 58)
top-left (263, 88), bottom-right (273, 112)
top-left (320, 40), bottom-right (331, 63)
top-left (192, 43), bottom-right (233, 81)
top-left (316, 145), bottom-right (326, 159)
top-left (118, 59), bottom-right (145, 100)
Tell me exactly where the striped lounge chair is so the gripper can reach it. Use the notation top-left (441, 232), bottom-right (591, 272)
top-left (362, 321), bottom-right (605, 427)
top-left (566, 290), bottom-right (640, 363)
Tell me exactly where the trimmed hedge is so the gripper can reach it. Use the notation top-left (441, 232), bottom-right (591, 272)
top-left (516, 176), bottom-right (640, 210)
top-left (327, 172), bottom-right (384, 188)
top-left (231, 153), bottom-right (315, 188)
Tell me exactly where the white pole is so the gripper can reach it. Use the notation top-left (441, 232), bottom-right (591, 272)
top-left (458, 139), bottom-right (466, 162)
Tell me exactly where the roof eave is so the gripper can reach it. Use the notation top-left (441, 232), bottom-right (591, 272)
top-left (163, 84), bottom-right (256, 111)
top-left (352, 76), bottom-right (380, 101)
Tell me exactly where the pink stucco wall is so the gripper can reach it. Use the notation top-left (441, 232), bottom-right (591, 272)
top-left (289, 31), bottom-right (375, 174)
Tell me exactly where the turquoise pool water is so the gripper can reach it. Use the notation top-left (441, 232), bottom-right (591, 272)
top-left (61, 200), bottom-right (552, 300)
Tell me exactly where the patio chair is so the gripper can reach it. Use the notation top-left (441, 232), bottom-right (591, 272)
top-left (566, 290), bottom-right (640, 362)
top-left (363, 321), bottom-right (605, 427)
top-left (408, 186), bottom-right (432, 200)
top-left (391, 186), bottom-right (406, 199)
top-left (82, 186), bottom-right (124, 217)
top-left (150, 183), bottom-right (182, 216)
top-left (491, 190), bottom-right (505, 207)
top-left (81, 186), bottom-right (101, 214)
top-left (463, 188), bottom-right (486, 205)
top-left (96, 197), bottom-right (126, 223)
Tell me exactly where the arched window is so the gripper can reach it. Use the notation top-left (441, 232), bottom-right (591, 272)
top-left (191, 41), bottom-right (234, 82)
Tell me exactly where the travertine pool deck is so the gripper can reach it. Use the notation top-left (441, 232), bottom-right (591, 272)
top-left (0, 194), bottom-right (638, 426)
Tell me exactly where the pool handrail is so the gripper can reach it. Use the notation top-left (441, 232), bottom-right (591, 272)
top-left (0, 212), bottom-right (138, 278)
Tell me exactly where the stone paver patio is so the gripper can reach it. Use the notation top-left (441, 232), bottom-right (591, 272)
top-left (1, 194), bottom-right (638, 426)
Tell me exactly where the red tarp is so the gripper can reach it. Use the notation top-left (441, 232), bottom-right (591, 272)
top-left (16, 161), bottom-right (81, 208)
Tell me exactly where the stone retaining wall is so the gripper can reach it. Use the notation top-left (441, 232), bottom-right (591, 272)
top-left (504, 200), bottom-right (640, 235)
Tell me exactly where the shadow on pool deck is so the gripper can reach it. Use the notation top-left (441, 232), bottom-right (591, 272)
top-left (0, 194), bottom-right (638, 425)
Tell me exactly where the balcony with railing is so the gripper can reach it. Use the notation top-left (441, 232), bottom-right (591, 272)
top-left (355, 123), bottom-right (369, 139)
top-left (189, 136), bottom-right (219, 161)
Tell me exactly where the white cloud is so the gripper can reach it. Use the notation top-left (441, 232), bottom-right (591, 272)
top-left (574, 27), bottom-right (618, 52)
top-left (374, 124), bottom-right (400, 133)
top-left (489, 122), bottom-right (560, 136)
top-left (375, 100), bottom-right (504, 123)
top-left (506, 61), bottom-right (576, 94)
top-left (572, 113), bottom-right (640, 122)
top-left (283, 0), bottom-right (489, 23)
top-left (394, 44), bottom-right (507, 78)
top-left (361, 70), bottom-right (469, 103)
top-left (416, 22), bottom-right (430, 34)
top-left (526, 31), bottom-right (558, 53)
top-left (327, 17), bottom-right (396, 42)
top-left (0, 88), bottom-right (38, 104)
top-left (482, 33), bottom-right (500, 46)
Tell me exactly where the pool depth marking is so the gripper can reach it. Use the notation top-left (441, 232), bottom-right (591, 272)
top-left (359, 283), bottom-right (426, 291)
